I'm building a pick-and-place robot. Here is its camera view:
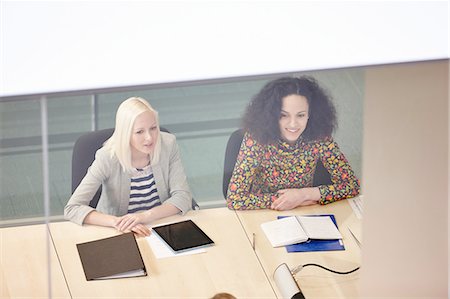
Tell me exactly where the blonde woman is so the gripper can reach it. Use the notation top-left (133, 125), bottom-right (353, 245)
top-left (65, 97), bottom-right (192, 236)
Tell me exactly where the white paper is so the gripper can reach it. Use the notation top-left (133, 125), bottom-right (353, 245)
top-left (95, 269), bottom-right (146, 280)
top-left (348, 226), bottom-right (362, 247)
top-left (261, 216), bottom-right (308, 247)
top-left (145, 233), bottom-right (205, 259)
top-left (348, 196), bottom-right (364, 219)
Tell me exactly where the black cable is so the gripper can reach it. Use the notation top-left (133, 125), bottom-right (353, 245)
top-left (302, 263), bottom-right (360, 275)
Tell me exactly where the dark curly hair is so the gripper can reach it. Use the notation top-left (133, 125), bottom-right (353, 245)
top-left (242, 76), bottom-right (337, 144)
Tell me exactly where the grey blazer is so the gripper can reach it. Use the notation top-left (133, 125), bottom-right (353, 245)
top-left (64, 132), bottom-right (192, 225)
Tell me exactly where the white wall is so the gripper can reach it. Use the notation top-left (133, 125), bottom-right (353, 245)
top-left (1, 1), bottom-right (448, 97)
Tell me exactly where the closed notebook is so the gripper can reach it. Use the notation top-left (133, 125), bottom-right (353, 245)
top-left (77, 232), bottom-right (147, 280)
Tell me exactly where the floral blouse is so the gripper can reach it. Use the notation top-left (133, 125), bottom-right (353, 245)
top-left (226, 132), bottom-right (360, 210)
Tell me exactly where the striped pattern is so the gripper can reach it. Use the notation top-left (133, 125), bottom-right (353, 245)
top-left (128, 168), bottom-right (161, 213)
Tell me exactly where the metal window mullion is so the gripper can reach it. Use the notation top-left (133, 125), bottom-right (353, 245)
top-left (91, 94), bottom-right (99, 131)
top-left (40, 96), bottom-right (52, 299)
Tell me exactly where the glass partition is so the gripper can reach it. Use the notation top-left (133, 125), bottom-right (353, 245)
top-left (0, 99), bottom-right (44, 221)
top-left (0, 68), bottom-right (364, 223)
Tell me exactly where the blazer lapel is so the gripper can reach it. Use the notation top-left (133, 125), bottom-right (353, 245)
top-left (152, 163), bottom-right (168, 200)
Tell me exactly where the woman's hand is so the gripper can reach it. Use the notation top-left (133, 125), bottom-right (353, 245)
top-left (114, 213), bottom-right (151, 237)
top-left (271, 188), bottom-right (320, 210)
top-left (130, 223), bottom-right (152, 238)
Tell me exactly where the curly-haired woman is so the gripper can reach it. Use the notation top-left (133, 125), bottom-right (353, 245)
top-left (226, 76), bottom-right (360, 210)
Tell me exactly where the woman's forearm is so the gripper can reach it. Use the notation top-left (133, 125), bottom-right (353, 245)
top-left (142, 203), bottom-right (181, 223)
top-left (83, 210), bottom-right (119, 227)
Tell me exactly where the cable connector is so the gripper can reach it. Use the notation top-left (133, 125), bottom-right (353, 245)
top-left (291, 264), bottom-right (303, 275)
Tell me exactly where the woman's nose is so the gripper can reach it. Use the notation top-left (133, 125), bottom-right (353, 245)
top-left (289, 117), bottom-right (298, 127)
top-left (145, 131), bottom-right (152, 141)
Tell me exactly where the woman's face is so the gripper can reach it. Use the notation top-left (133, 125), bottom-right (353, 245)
top-left (130, 111), bottom-right (158, 158)
top-left (279, 94), bottom-right (309, 144)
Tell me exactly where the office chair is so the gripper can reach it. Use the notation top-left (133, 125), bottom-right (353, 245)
top-left (222, 129), bottom-right (245, 198)
top-left (72, 128), bottom-right (114, 208)
top-left (222, 128), bottom-right (332, 199)
top-left (72, 127), bottom-right (199, 210)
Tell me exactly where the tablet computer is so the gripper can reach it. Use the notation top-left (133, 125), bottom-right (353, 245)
top-left (152, 220), bottom-right (214, 252)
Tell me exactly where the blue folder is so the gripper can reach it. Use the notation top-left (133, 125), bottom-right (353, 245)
top-left (278, 214), bottom-right (345, 253)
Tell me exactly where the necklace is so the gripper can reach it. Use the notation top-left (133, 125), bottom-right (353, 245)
top-left (132, 155), bottom-right (150, 169)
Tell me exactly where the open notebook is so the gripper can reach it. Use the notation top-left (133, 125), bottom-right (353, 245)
top-left (261, 215), bottom-right (342, 248)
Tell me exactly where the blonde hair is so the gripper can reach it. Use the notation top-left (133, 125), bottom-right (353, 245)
top-left (104, 97), bottom-right (161, 173)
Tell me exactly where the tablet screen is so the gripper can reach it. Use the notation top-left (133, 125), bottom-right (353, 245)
top-left (152, 220), bottom-right (214, 252)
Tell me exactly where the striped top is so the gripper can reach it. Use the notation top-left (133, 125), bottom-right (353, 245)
top-left (128, 165), bottom-right (161, 213)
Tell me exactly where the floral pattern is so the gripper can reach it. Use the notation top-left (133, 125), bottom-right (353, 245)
top-left (226, 132), bottom-right (360, 209)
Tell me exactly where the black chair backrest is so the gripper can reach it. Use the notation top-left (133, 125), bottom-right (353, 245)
top-left (72, 128), bottom-right (114, 208)
top-left (222, 128), bottom-right (332, 199)
top-left (222, 129), bottom-right (245, 198)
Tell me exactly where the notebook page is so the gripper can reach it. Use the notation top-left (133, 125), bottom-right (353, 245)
top-left (261, 216), bottom-right (308, 247)
top-left (296, 216), bottom-right (342, 240)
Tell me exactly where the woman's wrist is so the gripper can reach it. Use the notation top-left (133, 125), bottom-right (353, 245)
top-left (313, 187), bottom-right (322, 202)
top-left (304, 187), bottom-right (321, 203)
top-left (109, 215), bottom-right (120, 227)
top-left (143, 210), bottom-right (154, 224)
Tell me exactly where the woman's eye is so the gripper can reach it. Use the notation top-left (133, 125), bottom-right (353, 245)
top-left (136, 130), bottom-right (143, 134)
top-left (150, 126), bottom-right (157, 131)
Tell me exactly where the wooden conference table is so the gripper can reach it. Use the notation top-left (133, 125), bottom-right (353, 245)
top-left (0, 224), bottom-right (71, 298)
top-left (49, 208), bottom-right (276, 298)
top-left (1, 199), bottom-right (361, 298)
top-left (236, 199), bottom-right (362, 298)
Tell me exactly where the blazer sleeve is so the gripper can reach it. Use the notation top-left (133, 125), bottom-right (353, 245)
top-left (162, 136), bottom-right (192, 214)
top-left (64, 148), bottom-right (109, 225)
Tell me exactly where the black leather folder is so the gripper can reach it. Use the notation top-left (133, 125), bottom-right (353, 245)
top-left (77, 232), bottom-right (147, 280)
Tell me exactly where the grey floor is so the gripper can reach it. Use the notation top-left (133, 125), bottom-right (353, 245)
top-left (0, 68), bottom-right (364, 223)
